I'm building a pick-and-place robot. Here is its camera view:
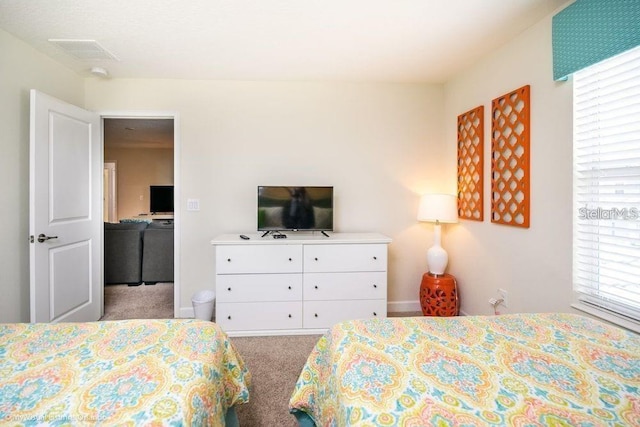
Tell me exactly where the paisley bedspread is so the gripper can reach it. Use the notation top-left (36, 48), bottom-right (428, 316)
top-left (0, 319), bottom-right (250, 426)
top-left (289, 313), bottom-right (640, 426)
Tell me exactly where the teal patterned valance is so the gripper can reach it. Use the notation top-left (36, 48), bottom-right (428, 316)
top-left (552, 0), bottom-right (640, 81)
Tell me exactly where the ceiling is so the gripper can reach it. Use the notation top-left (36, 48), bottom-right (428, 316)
top-left (0, 0), bottom-right (567, 83)
top-left (104, 119), bottom-right (174, 149)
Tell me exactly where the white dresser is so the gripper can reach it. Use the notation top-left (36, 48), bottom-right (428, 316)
top-left (211, 232), bottom-right (391, 336)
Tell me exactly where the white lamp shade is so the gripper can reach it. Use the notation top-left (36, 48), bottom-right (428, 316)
top-left (417, 194), bottom-right (458, 223)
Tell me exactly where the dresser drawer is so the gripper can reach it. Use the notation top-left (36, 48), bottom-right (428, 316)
top-left (303, 299), bottom-right (386, 329)
top-left (216, 244), bottom-right (303, 274)
top-left (304, 244), bottom-right (387, 273)
top-left (216, 274), bottom-right (302, 303)
top-left (303, 272), bottom-right (386, 301)
top-left (216, 302), bottom-right (302, 331)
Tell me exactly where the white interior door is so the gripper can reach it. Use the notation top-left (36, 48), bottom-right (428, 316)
top-left (30, 90), bottom-right (102, 323)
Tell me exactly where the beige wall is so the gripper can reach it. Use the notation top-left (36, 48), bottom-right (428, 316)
top-left (442, 4), bottom-right (575, 316)
top-left (85, 80), bottom-right (445, 314)
top-left (104, 146), bottom-right (174, 220)
top-left (0, 29), bottom-right (85, 322)
top-left (1, 3), bottom-right (576, 321)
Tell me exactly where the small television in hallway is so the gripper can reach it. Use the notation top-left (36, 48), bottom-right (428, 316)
top-left (150, 185), bottom-right (174, 214)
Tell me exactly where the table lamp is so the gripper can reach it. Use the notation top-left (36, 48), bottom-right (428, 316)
top-left (417, 193), bottom-right (458, 275)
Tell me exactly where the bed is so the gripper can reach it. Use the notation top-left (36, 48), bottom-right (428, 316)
top-left (0, 319), bottom-right (250, 426)
top-left (289, 313), bottom-right (640, 426)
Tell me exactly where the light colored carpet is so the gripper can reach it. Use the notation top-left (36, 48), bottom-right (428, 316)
top-left (232, 334), bottom-right (321, 426)
top-left (101, 283), bottom-right (174, 320)
top-left (100, 286), bottom-right (420, 425)
top-left (232, 311), bottom-right (421, 426)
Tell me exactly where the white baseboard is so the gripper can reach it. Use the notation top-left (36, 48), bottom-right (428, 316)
top-left (387, 301), bottom-right (469, 316)
top-left (178, 306), bottom-right (194, 318)
top-left (179, 301), bottom-right (461, 319)
top-left (387, 300), bottom-right (421, 313)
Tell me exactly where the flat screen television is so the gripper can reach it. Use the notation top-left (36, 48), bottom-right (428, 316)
top-left (257, 186), bottom-right (333, 231)
top-left (150, 185), bottom-right (174, 214)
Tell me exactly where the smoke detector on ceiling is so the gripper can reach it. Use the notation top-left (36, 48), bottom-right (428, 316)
top-left (90, 67), bottom-right (109, 78)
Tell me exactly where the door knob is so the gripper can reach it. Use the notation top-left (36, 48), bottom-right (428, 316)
top-left (37, 234), bottom-right (58, 243)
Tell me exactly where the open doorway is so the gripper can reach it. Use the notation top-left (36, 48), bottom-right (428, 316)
top-left (102, 117), bottom-right (177, 319)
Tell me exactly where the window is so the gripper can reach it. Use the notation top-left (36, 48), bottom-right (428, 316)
top-left (573, 45), bottom-right (640, 331)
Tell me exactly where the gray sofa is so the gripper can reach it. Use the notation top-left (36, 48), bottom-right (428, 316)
top-left (104, 222), bottom-right (147, 285)
top-left (104, 221), bottom-right (174, 285)
top-left (142, 221), bottom-right (175, 284)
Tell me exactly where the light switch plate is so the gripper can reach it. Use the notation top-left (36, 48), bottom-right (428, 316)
top-left (187, 198), bottom-right (200, 211)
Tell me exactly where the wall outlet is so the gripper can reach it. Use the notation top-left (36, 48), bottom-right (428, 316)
top-left (498, 288), bottom-right (508, 308)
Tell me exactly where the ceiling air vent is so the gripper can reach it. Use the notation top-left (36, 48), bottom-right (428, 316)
top-left (48, 39), bottom-right (118, 61)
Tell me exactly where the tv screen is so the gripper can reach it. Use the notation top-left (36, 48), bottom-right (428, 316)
top-left (258, 186), bottom-right (333, 231)
top-left (150, 185), bottom-right (174, 214)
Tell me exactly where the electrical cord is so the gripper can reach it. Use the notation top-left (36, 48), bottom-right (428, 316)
top-left (489, 298), bottom-right (504, 315)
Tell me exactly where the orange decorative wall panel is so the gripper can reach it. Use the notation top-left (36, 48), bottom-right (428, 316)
top-left (457, 106), bottom-right (484, 221)
top-left (491, 85), bottom-right (530, 228)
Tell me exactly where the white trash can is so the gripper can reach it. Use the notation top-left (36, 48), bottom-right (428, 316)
top-left (192, 290), bottom-right (216, 321)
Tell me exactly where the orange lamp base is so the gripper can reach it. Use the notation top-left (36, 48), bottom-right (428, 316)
top-left (420, 272), bottom-right (459, 316)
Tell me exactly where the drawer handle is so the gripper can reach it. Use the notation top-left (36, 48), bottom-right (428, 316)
top-left (373, 256), bottom-right (377, 260)
top-left (227, 316), bottom-right (231, 320)
top-left (288, 286), bottom-right (292, 290)
top-left (373, 312), bottom-right (377, 316)
top-left (288, 314), bottom-right (292, 318)
top-left (373, 284), bottom-right (377, 288)
top-left (314, 313), bottom-right (318, 318)
top-left (288, 257), bottom-right (292, 261)
top-left (314, 285), bottom-right (318, 289)
top-left (227, 258), bottom-right (231, 262)
top-left (314, 257), bottom-right (318, 261)
top-left (227, 287), bottom-right (231, 291)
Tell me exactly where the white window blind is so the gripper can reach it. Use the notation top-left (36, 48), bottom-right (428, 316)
top-left (573, 45), bottom-right (640, 325)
